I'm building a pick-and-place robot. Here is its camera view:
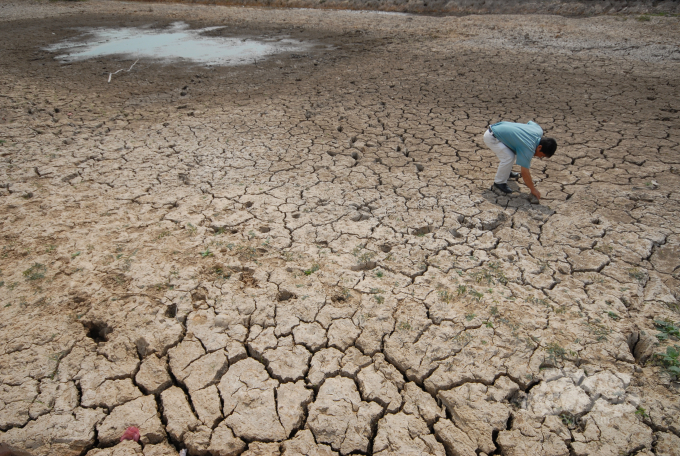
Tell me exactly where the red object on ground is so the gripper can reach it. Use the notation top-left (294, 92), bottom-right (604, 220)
top-left (120, 426), bottom-right (140, 442)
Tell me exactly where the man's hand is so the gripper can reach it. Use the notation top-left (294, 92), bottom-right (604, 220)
top-left (520, 167), bottom-right (541, 200)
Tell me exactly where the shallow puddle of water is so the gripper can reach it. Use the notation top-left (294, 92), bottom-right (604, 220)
top-left (45, 22), bottom-right (312, 65)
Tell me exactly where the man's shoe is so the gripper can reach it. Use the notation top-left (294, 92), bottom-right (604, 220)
top-left (509, 171), bottom-right (520, 179)
top-left (492, 183), bottom-right (514, 194)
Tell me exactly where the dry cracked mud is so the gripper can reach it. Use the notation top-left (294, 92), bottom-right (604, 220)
top-left (1, 1), bottom-right (680, 455)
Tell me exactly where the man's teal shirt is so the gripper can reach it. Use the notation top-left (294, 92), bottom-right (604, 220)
top-left (490, 121), bottom-right (543, 169)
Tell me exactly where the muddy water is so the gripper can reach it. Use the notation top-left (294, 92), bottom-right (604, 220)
top-left (45, 21), bottom-right (312, 65)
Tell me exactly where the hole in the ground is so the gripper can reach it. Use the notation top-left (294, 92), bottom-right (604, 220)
top-left (331, 291), bottom-right (352, 303)
top-left (82, 321), bottom-right (113, 344)
top-left (337, 126), bottom-right (343, 132)
top-left (396, 145), bottom-right (401, 152)
top-left (375, 158), bottom-right (382, 164)
top-left (317, 240), bottom-right (328, 246)
top-left (191, 289), bottom-right (208, 302)
top-left (292, 213), bottom-right (301, 219)
top-left (327, 150), bottom-right (336, 157)
top-left (592, 218), bottom-right (600, 225)
top-left (351, 136), bottom-right (357, 143)
top-left (351, 152), bottom-right (359, 160)
top-left (244, 201), bottom-right (254, 208)
top-left (236, 267), bottom-right (257, 287)
top-left (165, 304), bottom-right (177, 318)
top-left (412, 225), bottom-right (433, 236)
top-left (379, 244), bottom-right (391, 253)
top-left (277, 290), bottom-right (296, 301)
top-left (258, 226), bottom-right (271, 233)
top-left (351, 261), bottom-right (377, 271)
top-left (415, 163), bottom-right (424, 172)
top-left (351, 213), bottom-right (371, 222)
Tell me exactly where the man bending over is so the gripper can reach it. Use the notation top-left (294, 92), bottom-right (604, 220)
top-left (483, 121), bottom-right (557, 200)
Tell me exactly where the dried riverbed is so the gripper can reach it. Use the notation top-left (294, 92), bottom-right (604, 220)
top-left (1, 1), bottom-right (680, 455)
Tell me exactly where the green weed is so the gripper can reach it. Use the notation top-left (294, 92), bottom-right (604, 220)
top-left (465, 313), bottom-right (476, 321)
top-left (654, 319), bottom-right (679, 341)
top-left (304, 264), bottom-right (320, 276)
top-left (23, 263), bottom-right (46, 281)
top-left (654, 345), bottom-right (680, 380)
top-left (546, 342), bottom-right (566, 364)
top-left (469, 289), bottom-right (484, 302)
top-left (438, 289), bottom-right (454, 303)
top-left (398, 321), bottom-right (412, 330)
top-left (200, 248), bottom-right (213, 258)
top-left (627, 268), bottom-right (646, 283)
top-left (635, 406), bottom-right (649, 419)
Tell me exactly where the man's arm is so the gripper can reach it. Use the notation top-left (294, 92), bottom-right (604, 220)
top-left (520, 167), bottom-right (541, 200)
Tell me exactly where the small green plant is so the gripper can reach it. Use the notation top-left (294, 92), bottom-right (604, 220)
top-left (627, 268), bottom-right (646, 283)
top-left (485, 321), bottom-right (494, 328)
top-left (654, 319), bottom-right (680, 341)
top-left (304, 264), bottom-right (320, 276)
top-left (559, 412), bottom-right (577, 428)
top-left (654, 345), bottom-right (680, 379)
top-left (457, 285), bottom-right (467, 296)
top-left (71, 251), bottom-right (81, 259)
top-left (358, 251), bottom-right (376, 264)
top-left (490, 306), bottom-right (499, 316)
top-left (186, 223), bottom-right (198, 235)
top-left (375, 270), bottom-right (384, 278)
top-left (469, 289), bottom-right (484, 302)
top-left (200, 248), bottom-right (213, 258)
top-left (398, 321), bottom-right (412, 331)
top-left (45, 244), bottom-right (57, 253)
top-left (546, 342), bottom-right (566, 364)
top-left (438, 289), bottom-right (454, 303)
top-left (607, 311), bottom-right (620, 321)
top-left (157, 230), bottom-right (171, 240)
top-left (635, 406), bottom-right (649, 419)
top-left (23, 263), bottom-right (47, 281)
top-left (636, 14), bottom-right (651, 21)
top-left (465, 313), bottom-right (476, 321)
top-left (374, 295), bottom-right (385, 304)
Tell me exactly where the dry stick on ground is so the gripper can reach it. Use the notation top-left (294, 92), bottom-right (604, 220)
top-left (108, 59), bottom-right (139, 83)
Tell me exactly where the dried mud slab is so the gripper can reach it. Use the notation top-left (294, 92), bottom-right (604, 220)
top-left (0, 1), bottom-right (679, 455)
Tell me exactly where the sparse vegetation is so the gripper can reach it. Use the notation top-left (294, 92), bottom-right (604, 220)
top-left (23, 263), bottom-right (46, 281)
top-left (546, 342), bottom-right (566, 364)
top-left (654, 319), bottom-right (679, 341)
top-left (398, 321), bottom-right (411, 330)
top-left (304, 264), bottom-right (320, 275)
top-left (654, 345), bottom-right (680, 380)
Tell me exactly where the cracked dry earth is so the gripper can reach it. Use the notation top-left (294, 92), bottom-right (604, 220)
top-left (2, 1), bottom-right (680, 455)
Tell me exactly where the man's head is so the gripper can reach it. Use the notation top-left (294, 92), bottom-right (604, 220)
top-left (535, 137), bottom-right (557, 158)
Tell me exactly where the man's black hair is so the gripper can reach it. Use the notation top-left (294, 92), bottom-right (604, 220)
top-left (540, 137), bottom-right (557, 157)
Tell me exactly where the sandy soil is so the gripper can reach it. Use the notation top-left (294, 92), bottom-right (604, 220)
top-left (1, 1), bottom-right (679, 455)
